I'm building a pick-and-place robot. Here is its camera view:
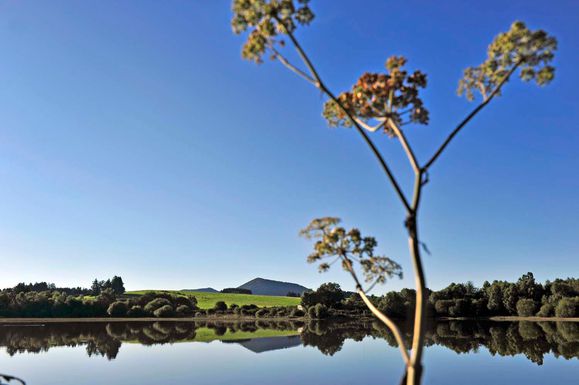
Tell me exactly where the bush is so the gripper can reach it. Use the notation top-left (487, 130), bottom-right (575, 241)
top-left (448, 299), bottom-right (469, 317)
top-left (174, 295), bottom-right (197, 310)
top-left (434, 300), bottom-right (454, 316)
top-left (555, 297), bottom-right (579, 318)
top-left (516, 299), bottom-right (537, 316)
top-left (127, 305), bottom-right (146, 317)
top-left (144, 298), bottom-right (172, 314)
top-left (537, 303), bottom-right (554, 317)
top-left (107, 301), bottom-right (129, 317)
top-left (176, 305), bottom-right (193, 316)
top-left (213, 301), bottom-right (228, 311)
top-left (153, 304), bottom-right (175, 318)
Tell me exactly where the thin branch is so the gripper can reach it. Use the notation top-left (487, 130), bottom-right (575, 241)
top-left (365, 277), bottom-right (382, 293)
top-left (424, 61), bottom-right (522, 170)
top-left (353, 117), bottom-right (384, 133)
top-left (270, 46), bottom-right (317, 85)
top-left (277, 23), bottom-right (412, 213)
top-left (384, 119), bottom-right (421, 175)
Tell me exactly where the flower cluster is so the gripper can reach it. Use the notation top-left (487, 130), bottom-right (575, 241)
top-left (322, 56), bottom-right (429, 136)
top-left (231, 0), bottom-right (314, 63)
top-left (300, 217), bottom-right (402, 289)
top-left (458, 21), bottom-right (557, 101)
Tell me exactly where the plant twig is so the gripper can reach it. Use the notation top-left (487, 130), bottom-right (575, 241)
top-left (270, 46), bottom-right (317, 85)
top-left (384, 119), bottom-right (421, 175)
top-left (424, 61), bottom-right (522, 170)
top-left (276, 22), bottom-right (412, 213)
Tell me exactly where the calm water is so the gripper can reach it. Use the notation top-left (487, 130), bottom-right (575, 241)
top-left (0, 320), bottom-right (577, 385)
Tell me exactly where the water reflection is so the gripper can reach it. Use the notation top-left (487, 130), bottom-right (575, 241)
top-left (0, 320), bottom-right (577, 365)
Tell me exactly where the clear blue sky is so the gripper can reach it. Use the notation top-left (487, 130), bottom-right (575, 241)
top-left (0, 1), bottom-right (577, 292)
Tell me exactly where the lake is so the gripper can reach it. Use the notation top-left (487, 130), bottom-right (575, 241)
top-left (0, 319), bottom-right (577, 384)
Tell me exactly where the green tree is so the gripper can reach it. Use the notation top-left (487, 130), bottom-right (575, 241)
top-left (301, 282), bottom-right (347, 309)
top-left (231, 2), bottom-right (557, 383)
top-left (502, 285), bottom-right (519, 315)
top-left (110, 276), bottom-right (125, 295)
top-left (487, 283), bottom-right (504, 314)
top-left (90, 279), bottom-right (101, 295)
top-left (516, 299), bottom-right (538, 317)
top-left (555, 297), bottom-right (579, 318)
top-left (379, 292), bottom-right (407, 318)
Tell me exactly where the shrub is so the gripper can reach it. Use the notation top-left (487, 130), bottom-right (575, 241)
top-left (516, 299), bottom-right (538, 317)
top-left (448, 299), bottom-right (469, 317)
top-left (174, 295), bottom-right (197, 310)
top-left (107, 301), bottom-right (128, 317)
top-left (153, 304), bottom-right (175, 318)
top-left (176, 305), bottom-right (193, 316)
top-left (127, 305), bottom-right (146, 317)
top-left (144, 298), bottom-right (172, 314)
top-left (537, 303), bottom-right (554, 317)
top-left (555, 297), bottom-right (579, 318)
top-left (434, 300), bottom-right (454, 316)
top-left (213, 301), bottom-right (228, 311)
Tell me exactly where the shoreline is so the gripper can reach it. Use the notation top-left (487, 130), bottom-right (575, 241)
top-left (0, 315), bottom-right (577, 324)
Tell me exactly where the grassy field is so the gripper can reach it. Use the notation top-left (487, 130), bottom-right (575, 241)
top-left (126, 290), bottom-right (301, 309)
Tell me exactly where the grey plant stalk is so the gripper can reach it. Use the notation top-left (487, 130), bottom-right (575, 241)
top-left (268, 20), bottom-right (524, 385)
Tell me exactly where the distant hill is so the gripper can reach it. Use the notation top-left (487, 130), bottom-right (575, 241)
top-left (237, 278), bottom-right (309, 297)
top-left (181, 287), bottom-right (218, 293)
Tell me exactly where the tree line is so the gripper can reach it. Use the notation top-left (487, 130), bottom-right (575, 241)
top-left (6, 276), bottom-right (126, 296)
top-left (0, 289), bottom-right (197, 319)
top-left (300, 273), bottom-right (578, 319)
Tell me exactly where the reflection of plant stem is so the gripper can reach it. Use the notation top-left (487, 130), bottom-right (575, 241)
top-left (341, 256), bottom-right (410, 365)
top-left (0, 374), bottom-right (26, 385)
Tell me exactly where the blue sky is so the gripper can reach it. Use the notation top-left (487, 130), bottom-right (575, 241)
top-left (0, 0), bottom-right (577, 292)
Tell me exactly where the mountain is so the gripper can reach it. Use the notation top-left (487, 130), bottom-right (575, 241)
top-left (181, 287), bottom-right (218, 293)
top-left (237, 335), bottom-right (302, 353)
top-left (237, 278), bottom-right (309, 297)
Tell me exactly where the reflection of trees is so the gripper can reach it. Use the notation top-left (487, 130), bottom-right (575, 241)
top-left (0, 320), bottom-right (576, 365)
top-left (0, 320), bottom-right (302, 359)
top-left (298, 320), bottom-right (578, 365)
